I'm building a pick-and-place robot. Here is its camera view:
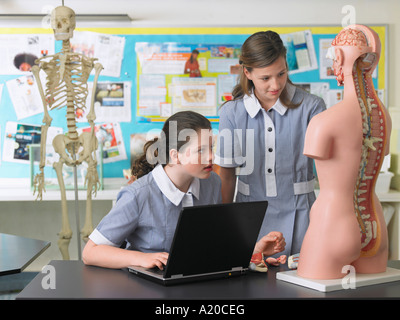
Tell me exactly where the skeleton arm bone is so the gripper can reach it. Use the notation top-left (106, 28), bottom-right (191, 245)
top-left (83, 62), bottom-right (103, 172)
top-left (87, 63), bottom-right (103, 128)
top-left (31, 65), bottom-right (53, 200)
top-left (31, 66), bottom-right (53, 132)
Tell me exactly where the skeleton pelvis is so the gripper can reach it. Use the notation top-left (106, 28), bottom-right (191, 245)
top-left (52, 131), bottom-right (97, 166)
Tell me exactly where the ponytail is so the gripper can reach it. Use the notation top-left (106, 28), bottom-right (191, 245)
top-left (131, 138), bottom-right (159, 179)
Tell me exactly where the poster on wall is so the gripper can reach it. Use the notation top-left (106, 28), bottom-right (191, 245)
top-left (76, 81), bottom-right (132, 123)
top-left (134, 34), bottom-right (317, 122)
top-left (6, 74), bottom-right (44, 120)
top-left (169, 77), bottom-right (217, 117)
top-left (79, 122), bottom-right (127, 164)
top-left (0, 34), bottom-right (54, 75)
top-left (319, 38), bottom-right (336, 80)
top-left (70, 31), bottom-right (126, 78)
top-left (135, 42), bottom-right (241, 122)
top-left (0, 25), bottom-right (388, 181)
top-left (2, 121), bottom-right (62, 165)
top-left (280, 30), bottom-right (318, 74)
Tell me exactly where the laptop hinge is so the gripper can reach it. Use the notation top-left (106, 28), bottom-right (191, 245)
top-left (171, 274), bottom-right (184, 279)
top-left (232, 267), bottom-right (244, 272)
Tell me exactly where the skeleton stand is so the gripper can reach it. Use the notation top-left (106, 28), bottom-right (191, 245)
top-left (72, 144), bottom-right (81, 260)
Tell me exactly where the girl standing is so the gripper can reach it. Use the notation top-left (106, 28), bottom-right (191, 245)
top-left (216, 31), bottom-right (326, 257)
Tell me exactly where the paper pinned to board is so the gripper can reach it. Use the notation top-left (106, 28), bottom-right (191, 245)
top-left (70, 31), bottom-right (125, 78)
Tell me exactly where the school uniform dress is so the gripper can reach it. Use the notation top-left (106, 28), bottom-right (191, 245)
top-left (89, 164), bottom-right (222, 253)
top-left (215, 83), bottom-right (326, 256)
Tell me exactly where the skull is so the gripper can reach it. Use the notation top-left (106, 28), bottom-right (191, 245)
top-left (51, 6), bottom-right (76, 41)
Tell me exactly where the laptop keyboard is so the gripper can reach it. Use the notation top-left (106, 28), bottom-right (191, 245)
top-left (147, 267), bottom-right (165, 275)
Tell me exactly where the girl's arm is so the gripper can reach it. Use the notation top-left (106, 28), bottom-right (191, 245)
top-left (82, 239), bottom-right (169, 270)
top-left (219, 167), bottom-right (236, 203)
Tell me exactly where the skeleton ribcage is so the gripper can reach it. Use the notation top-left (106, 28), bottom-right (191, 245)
top-left (40, 53), bottom-right (94, 111)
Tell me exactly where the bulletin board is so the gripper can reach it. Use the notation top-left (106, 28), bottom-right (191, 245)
top-left (0, 25), bottom-right (387, 179)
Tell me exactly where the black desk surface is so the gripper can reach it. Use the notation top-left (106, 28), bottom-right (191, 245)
top-left (16, 260), bottom-right (400, 300)
top-left (0, 233), bottom-right (50, 276)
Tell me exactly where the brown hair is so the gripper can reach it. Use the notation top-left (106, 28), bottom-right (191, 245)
top-left (132, 111), bottom-right (212, 179)
top-left (232, 30), bottom-right (300, 109)
top-left (190, 49), bottom-right (199, 63)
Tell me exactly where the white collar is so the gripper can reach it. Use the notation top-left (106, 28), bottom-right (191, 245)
top-left (152, 164), bottom-right (200, 206)
top-left (243, 83), bottom-right (296, 118)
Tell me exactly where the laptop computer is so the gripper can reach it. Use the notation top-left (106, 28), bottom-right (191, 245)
top-left (128, 201), bottom-right (268, 286)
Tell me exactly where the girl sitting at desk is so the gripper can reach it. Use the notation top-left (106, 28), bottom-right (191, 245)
top-left (83, 111), bottom-right (285, 270)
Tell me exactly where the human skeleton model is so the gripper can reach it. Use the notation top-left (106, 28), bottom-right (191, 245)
top-left (31, 6), bottom-right (103, 260)
top-left (297, 25), bottom-right (392, 279)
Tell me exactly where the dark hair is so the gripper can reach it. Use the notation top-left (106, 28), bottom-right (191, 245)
top-left (132, 111), bottom-right (211, 179)
top-left (190, 49), bottom-right (199, 63)
top-left (13, 53), bottom-right (38, 70)
top-left (232, 30), bottom-right (300, 109)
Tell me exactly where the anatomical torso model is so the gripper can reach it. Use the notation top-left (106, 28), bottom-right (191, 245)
top-left (32, 6), bottom-right (103, 259)
top-left (297, 25), bottom-right (392, 279)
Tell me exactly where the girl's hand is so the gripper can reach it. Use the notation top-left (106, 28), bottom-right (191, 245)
top-left (253, 231), bottom-right (286, 256)
top-left (137, 252), bottom-right (169, 270)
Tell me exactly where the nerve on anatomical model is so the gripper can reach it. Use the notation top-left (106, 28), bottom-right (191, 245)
top-left (297, 25), bottom-right (392, 279)
top-left (31, 5), bottom-right (103, 260)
